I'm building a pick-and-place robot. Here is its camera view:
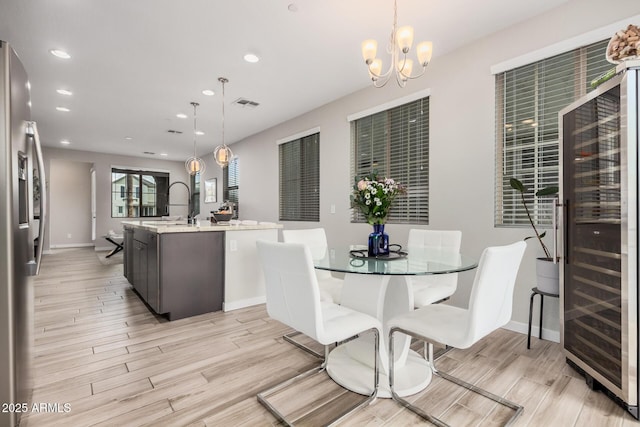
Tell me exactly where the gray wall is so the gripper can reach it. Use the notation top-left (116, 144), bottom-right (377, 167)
top-left (49, 159), bottom-right (92, 247)
top-left (210, 0), bottom-right (640, 336)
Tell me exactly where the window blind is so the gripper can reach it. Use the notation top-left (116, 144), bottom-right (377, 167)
top-left (495, 39), bottom-right (611, 227)
top-left (351, 97), bottom-right (429, 224)
top-left (223, 157), bottom-right (239, 212)
top-left (279, 133), bottom-right (320, 221)
top-left (190, 173), bottom-right (200, 216)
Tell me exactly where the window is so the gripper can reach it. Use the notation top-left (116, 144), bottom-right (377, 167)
top-left (223, 157), bottom-right (239, 218)
top-left (351, 97), bottom-right (429, 224)
top-left (190, 173), bottom-right (200, 216)
top-left (495, 39), bottom-right (610, 227)
top-left (111, 168), bottom-right (169, 218)
top-left (279, 133), bottom-right (320, 221)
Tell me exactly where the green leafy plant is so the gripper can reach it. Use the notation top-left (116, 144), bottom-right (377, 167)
top-left (509, 177), bottom-right (558, 260)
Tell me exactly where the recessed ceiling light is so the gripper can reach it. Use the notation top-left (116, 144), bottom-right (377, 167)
top-left (50, 49), bottom-right (71, 59)
top-left (195, 131), bottom-right (204, 136)
top-left (202, 89), bottom-right (215, 96)
top-left (244, 53), bottom-right (260, 63)
top-left (124, 136), bottom-right (133, 140)
top-left (60, 139), bottom-right (71, 145)
top-left (176, 113), bottom-right (187, 119)
top-left (56, 106), bottom-right (70, 112)
top-left (56, 89), bottom-right (73, 96)
top-left (160, 153), bottom-right (168, 157)
top-left (26, 81), bottom-right (31, 91)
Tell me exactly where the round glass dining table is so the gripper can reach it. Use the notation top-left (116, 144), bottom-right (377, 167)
top-left (313, 246), bottom-right (478, 398)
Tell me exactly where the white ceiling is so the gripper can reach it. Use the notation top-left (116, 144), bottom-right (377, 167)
top-left (0, 0), bottom-right (569, 161)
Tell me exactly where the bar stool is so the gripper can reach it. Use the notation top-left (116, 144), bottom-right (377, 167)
top-left (527, 287), bottom-right (559, 349)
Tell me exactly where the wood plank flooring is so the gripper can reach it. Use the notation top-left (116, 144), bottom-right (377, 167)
top-left (19, 248), bottom-right (639, 426)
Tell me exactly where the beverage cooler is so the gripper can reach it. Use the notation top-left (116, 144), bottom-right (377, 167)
top-left (559, 60), bottom-right (640, 418)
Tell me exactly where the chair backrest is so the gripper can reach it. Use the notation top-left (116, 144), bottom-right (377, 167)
top-left (282, 228), bottom-right (332, 280)
top-left (408, 229), bottom-right (462, 287)
top-left (256, 240), bottom-right (323, 341)
top-left (467, 241), bottom-right (526, 342)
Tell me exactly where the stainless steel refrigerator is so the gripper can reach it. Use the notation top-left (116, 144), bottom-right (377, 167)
top-left (559, 60), bottom-right (639, 419)
top-left (0, 41), bottom-right (46, 427)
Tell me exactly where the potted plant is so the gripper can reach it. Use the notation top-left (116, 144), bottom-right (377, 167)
top-left (509, 177), bottom-right (559, 294)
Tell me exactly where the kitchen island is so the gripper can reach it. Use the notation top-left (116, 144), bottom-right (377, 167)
top-left (122, 220), bottom-right (281, 320)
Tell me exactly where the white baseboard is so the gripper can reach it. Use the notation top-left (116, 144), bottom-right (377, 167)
top-left (503, 320), bottom-right (560, 343)
top-left (94, 246), bottom-right (113, 252)
top-left (223, 296), bottom-right (266, 312)
top-left (49, 243), bottom-right (95, 249)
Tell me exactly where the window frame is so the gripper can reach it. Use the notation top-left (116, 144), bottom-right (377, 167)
top-left (278, 129), bottom-right (320, 222)
top-left (494, 39), bottom-right (611, 228)
top-left (111, 167), bottom-right (169, 218)
top-left (223, 157), bottom-right (239, 219)
top-left (349, 94), bottom-right (430, 225)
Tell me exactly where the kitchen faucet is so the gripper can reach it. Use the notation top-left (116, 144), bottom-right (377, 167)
top-left (167, 181), bottom-right (195, 224)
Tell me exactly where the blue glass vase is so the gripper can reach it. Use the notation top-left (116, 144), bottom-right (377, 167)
top-left (368, 224), bottom-right (389, 257)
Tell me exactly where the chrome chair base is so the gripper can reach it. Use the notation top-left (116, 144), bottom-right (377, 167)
top-left (283, 330), bottom-right (325, 360)
top-left (258, 328), bottom-right (379, 426)
top-left (390, 327), bottom-right (523, 427)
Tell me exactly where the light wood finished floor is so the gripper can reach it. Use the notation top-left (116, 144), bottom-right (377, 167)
top-left (19, 248), bottom-right (639, 426)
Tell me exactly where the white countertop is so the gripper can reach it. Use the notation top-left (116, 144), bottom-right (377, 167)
top-left (122, 220), bottom-right (282, 234)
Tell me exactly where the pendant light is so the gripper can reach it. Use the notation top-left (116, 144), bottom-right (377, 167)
top-left (213, 77), bottom-right (233, 167)
top-left (185, 102), bottom-right (206, 175)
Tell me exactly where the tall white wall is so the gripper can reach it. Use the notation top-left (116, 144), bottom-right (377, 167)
top-left (217, 0), bottom-right (640, 336)
top-left (49, 159), bottom-right (92, 247)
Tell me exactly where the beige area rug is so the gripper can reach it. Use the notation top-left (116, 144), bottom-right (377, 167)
top-left (96, 250), bottom-right (123, 265)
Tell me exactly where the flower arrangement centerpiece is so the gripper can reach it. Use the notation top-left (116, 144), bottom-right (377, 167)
top-left (351, 172), bottom-right (406, 256)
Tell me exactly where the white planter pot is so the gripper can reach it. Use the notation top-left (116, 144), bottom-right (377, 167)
top-left (536, 258), bottom-right (559, 295)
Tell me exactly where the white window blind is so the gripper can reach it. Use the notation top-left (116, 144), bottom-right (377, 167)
top-left (495, 39), bottom-right (611, 227)
top-left (279, 133), bottom-right (320, 221)
top-left (351, 97), bottom-right (429, 224)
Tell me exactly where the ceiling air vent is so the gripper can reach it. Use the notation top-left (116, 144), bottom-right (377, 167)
top-left (167, 129), bottom-right (183, 134)
top-left (232, 98), bottom-right (260, 108)
top-left (143, 151), bottom-right (156, 155)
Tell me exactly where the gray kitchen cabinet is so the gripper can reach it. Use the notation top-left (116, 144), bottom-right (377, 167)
top-left (123, 228), bottom-right (134, 282)
top-left (124, 227), bottom-right (224, 320)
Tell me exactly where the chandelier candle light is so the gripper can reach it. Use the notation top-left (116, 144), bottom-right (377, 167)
top-left (351, 173), bottom-right (406, 256)
top-left (213, 77), bottom-right (234, 168)
top-left (362, 0), bottom-right (433, 88)
top-left (185, 102), bottom-right (206, 175)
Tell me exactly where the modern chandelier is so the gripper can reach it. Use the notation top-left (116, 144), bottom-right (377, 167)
top-left (185, 102), bottom-right (206, 175)
top-left (361, 0), bottom-right (433, 88)
top-left (213, 77), bottom-right (234, 168)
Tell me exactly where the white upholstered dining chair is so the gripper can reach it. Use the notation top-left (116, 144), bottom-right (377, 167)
top-left (407, 229), bottom-right (462, 307)
top-left (255, 240), bottom-right (381, 425)
top-left (282, 228), bottom-right (343, 304)
top-left (388, 241), bottom-right (526, 426)
top-left (281, 228), bottom-right (345, 358)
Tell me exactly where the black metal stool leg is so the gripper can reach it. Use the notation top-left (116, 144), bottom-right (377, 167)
top-left (539, 294), bottom-right (544, 340)
top-left (527, 290), bottom-right (535, 349)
